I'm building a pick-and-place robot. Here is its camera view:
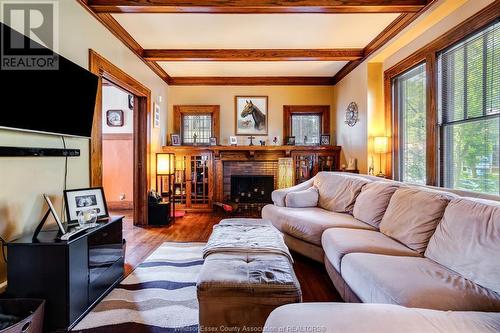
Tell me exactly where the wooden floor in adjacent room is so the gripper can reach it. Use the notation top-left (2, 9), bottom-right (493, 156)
top-left (114, 209), bottom-right (341, 302)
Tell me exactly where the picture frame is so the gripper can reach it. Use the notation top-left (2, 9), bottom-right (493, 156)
top-left (235, 96), bottom-right (268, 136)
top-left (43, 194), bottom-right (65, 234)
top-left (320, 134), bottom-right (331, 146)
top-left (64, 187), bottom-right (108, 223)
top-left (209, 137), bottom-right (217, 146)
top-left (171, 134), bottom-right (181, 146)
top-left (229, 136), bottom-right (238, 146)
top-left (286, 136), bottom-right (296, 146)
top-left (154, 103), bottom-right (161, 128)
top-left (106, 110), bottom-right (124, 127)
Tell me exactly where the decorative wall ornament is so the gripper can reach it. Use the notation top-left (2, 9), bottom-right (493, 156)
top-left (344, 102), bottom-right (359, 127)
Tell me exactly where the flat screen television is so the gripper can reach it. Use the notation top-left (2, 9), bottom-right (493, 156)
top-left (0, 23), bottom-right (98, 138)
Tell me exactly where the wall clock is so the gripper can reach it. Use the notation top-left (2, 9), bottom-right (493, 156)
top-left (345, 102), bottom-right (359, 127)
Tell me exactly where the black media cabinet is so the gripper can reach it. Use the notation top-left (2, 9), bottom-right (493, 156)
top-left (6, 216), bottom-right (124, 332)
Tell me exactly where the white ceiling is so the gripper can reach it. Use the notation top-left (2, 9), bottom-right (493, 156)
top-left (112, 13), bottom-right (400, 77)
top-left (158, 61), bottom-right (348, 76)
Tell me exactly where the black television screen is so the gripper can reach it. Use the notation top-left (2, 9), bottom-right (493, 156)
top-left (0, 23), bottom-right (98, 138)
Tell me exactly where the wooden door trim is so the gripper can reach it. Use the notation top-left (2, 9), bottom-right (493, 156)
top-left (89, 49), bottom-right (152, 226)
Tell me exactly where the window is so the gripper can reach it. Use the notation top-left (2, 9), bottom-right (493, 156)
top-left (174, 105), bottom-right (219, 146)
top-left (283, 106), bottom-right (330, 146)
top-left (439, 22), bottom-right (500, 195)
top-left (393, 63), bottom-right (427, 184)
top-left (182, 114), bottom-right (212, 145)
top-left (291, 114), bottom-right (321, 145)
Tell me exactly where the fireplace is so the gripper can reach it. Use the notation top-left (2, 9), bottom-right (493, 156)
top-left (231, 175), bottom-right (274, 204)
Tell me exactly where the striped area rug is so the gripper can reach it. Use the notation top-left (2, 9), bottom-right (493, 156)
top-left (73, 242), bottom-right (205, 333)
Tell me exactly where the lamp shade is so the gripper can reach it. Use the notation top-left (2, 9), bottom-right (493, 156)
top-left (373, 136), bottom-right (389, 154)
top-left (157, 153), bottom-right (175, 175)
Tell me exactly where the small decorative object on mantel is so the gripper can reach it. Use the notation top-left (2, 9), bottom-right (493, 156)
top-left (171, 134), bottom-right (181, 146)
top-left (209, 137), bottom-right (217, 146)
top-left (106, 110), bottom-right (124, 127)
top-left (272, 136), bottom-right (280, 146)
top-left (320, 134), bottom-right (330, 146)
top-left (345, 102), bottom-right (359, 127)
top-left (248, 136), bottom-right (255, 146)
top-left (229, 136), bottom-right (238, 146)
top-left (259, 140), bottom-right (266, 146)
top-left (235, 96), bottom-right (268, 136)
top-left (286, 136), bottom-right (296, 146)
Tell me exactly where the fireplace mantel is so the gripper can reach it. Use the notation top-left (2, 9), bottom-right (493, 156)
top-left (162, 145), bottom-right (341, 160)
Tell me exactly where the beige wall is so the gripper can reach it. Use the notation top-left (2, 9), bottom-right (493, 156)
top-left (333, 0), bottom-right (494, 176)
top-left (334, 62), bottom-right (369, 173)
top-left (167, 86), bottom-right (335, 145)
top-left (0, 0), bottom-right (168, 287)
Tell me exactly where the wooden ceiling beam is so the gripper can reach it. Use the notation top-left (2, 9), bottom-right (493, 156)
top-left (88, 0), bottom-right (427, 14)
top-left (143, 49), bottom-right (364, 62)
top-left (169, 76), bottom-right (334, 85)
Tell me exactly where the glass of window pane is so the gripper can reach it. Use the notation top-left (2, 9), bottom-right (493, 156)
top-left (443, 117), bottom-right (499, 195)
top-left (291, 114), bottom-right (321, 145)
top-left (182, 114), bottom-right (212, 145)
top-left (395, 63), bottom-right (427, 184)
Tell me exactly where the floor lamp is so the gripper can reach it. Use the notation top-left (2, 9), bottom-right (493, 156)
top-left (373, 136), bottom-right (389, 178)
top-left (156, 153), bottom-right (175, 221)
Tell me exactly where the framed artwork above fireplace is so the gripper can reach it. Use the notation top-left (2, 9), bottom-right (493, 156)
top-left (235, 96), bottom-right (268, 136)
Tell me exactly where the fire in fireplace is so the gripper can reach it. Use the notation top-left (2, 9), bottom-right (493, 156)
top-left (230, 175), bottom-right (274, 204)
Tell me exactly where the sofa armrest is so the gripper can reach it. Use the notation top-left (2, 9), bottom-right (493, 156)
top-left (271, 178), bottom-right (315, 207)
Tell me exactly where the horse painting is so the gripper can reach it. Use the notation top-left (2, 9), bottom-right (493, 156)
top-left (236, 97), bottom-right (267, 135)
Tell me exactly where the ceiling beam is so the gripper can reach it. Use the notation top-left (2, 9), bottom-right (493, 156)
top-left (169, 76), bottom-right (334, 85)
top-left (143, 49), bottom-right (364, 62)
top-left (88, 0), bottom-right (427, 14)
top-left (332, 0), bottom-right (437, 84)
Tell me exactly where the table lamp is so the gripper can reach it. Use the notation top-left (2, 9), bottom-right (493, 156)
top-left (373, 136), bottom-right (389, 178)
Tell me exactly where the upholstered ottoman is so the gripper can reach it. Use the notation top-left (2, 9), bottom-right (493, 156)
top-left (197, 218), bottom-right (302, 332)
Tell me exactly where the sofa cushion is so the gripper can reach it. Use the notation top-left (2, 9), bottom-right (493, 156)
top-left (261, 205), bottom-right (376, 246)
top-left (353, 181), bottom-right (400, 228)
top-left (264, 303), bottom-right (500, 333)
top-left (313, 172), bottom-right (371, 213)
top-left (341, 253), bottom-right (500, 311)
top-left (285, 187), bottom-right (319, 208)
top-left (379, 187), bottom-right (454, 253)
top-left (321, 228), bottom-right (420, 272)
top-left (271, 178), bottom-right (314, 207)
top-left (425, 197), bottom-right (500, 295)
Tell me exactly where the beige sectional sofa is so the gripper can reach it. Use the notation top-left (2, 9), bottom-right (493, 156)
top-left (261, 172), bottom-right (500, 330)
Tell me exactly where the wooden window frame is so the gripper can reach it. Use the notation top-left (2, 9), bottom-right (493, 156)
top-left (283, 105), bottom-right (330, 140)
top-left (384, 3), bottom-right (499, 185)
top-left (173, 105), bottom-right (220, 145)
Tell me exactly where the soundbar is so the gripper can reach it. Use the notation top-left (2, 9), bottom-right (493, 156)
top-left (0, 146), bottom-right (80, 157)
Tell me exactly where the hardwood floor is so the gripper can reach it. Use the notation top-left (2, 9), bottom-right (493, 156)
top-left (114, 209), bottom-right (341, 302)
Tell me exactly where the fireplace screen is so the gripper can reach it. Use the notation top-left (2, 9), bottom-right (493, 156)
top-left (230, 175), bottom-right (274, 204)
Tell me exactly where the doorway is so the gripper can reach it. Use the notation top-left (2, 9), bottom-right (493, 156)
top-left (101, 80), bottom-right (135, 214)
top-left (89, 50), bottom-right (151, 226)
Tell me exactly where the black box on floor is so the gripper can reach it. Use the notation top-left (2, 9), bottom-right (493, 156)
top-left (148, 202), bottom-right (171, 226)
